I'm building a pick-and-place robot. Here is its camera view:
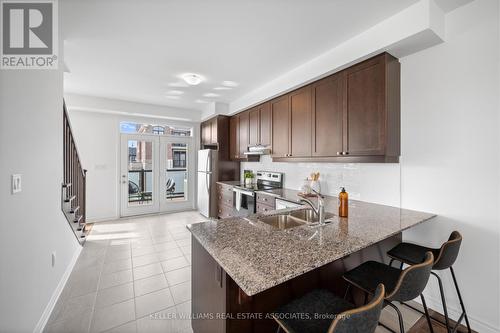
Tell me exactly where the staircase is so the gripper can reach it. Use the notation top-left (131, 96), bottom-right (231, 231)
top-left (62, 101), bottom-right (89, 244)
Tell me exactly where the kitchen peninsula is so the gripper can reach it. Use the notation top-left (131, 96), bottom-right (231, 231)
top-left (187, 191), bottom-right (435, 333)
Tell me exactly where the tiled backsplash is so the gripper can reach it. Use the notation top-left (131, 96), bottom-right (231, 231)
top-left (241, 155), bottom-right (401, 207)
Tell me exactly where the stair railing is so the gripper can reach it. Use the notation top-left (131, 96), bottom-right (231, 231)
top-left (62, 100), bottom-right (88, 243)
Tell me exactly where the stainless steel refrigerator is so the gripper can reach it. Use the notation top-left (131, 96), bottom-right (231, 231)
top-left (197, 149), bottom-right (219, 217)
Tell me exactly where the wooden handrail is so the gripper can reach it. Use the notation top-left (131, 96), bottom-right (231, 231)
top-left (63, 100), bottom-right (87, 237)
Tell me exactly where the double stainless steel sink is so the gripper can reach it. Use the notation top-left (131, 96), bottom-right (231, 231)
top-left (258, 209), bottom-right (335, 230)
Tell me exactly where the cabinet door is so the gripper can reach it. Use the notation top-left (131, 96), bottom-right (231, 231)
top-left (259, 103), bottom-right (271, 146)
top-left (238, 111), bottom-right (249, 157)
top-left (344, 56), bottom-right (385, 156)
top-left (210, 118), bottom-right (218, 144)
top-left (248, 108), bottom-right (260, 146)
top-left (271, 96), bottom-right (289, 158)
top-left (290, 87), bottom-right (312, 157)
top-left (312, 74), bottom-right (344, 156)
top-left (192, 238), bottom-right (226, 333)
top-left (201, 121), bottom-right (211, 145)
top-left (229, 115), bottom-right (239, 161)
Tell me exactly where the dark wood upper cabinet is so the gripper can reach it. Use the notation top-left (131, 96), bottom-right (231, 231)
top-left (312, 73), bottom-right (344, 157)
top-left (238, 111), bottom-right (249, 158)
top-left (229, 115), bottom-right (239, 161)
top-left (248, 108), bottom-right (260, 146)
top-left (227, 52), bottom-right (400, 163)
top-left (344, 55), bottom-right (386, 156)
top-left (271, 96), bottom-right (290, 158)
top-left (289, 86), bottom-right (312, 157)
top-left (210, 117), bottom-right (218, 144)
top-left (201, 121), bottom-right (212, 145)
top-left (259, 103), bottom-right (271, 146)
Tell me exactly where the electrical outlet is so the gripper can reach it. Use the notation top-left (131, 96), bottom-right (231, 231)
top-left (51, 252), bottom-right (56, 267)
top-left (11, 174), bottom-right (22, 194)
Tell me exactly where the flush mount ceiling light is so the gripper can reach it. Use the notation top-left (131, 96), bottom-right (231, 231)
top-left (221, 80), bottom-right (238, 87)
top-left (182, 73), bottom-right (203, 86)
top-left (166, 90), bottom-right (184, 95)
top-left (203, 93), bottom-right (220, 98)
top-left (214, 86), bottom-right (232, 91)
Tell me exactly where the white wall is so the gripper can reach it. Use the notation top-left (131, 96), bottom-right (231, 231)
top-left (400, 0), bottom-right (500, 331)
top-left (0, 35), bottom-right (80, 333)
top-left (229, 0), bottom-right (446, 114)
top-left (65, 98), bottom-right (200, 222)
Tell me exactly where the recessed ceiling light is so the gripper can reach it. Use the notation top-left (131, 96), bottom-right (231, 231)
top-left (166, 90), bottom-right (184, 95)
top-left (195, 99), bottom-right (209, 104)
top-left (182, 73), bottom-right (203, 86)
top-left (214, 86), bottom-right (231, 91)
top-left (165, 95), bottom-right (181, 100)
top-left (203, 93), bottom-right (220, 98)
top-left (168, 82), bottom-right (189, 88)
top-left (222, 80), bottom-right (238, 87)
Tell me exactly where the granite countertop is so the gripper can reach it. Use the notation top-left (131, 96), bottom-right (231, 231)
top-left (188, 190), bottom-right (436, 296)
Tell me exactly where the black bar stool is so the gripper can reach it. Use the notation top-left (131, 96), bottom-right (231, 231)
top-left (272, 284), bottom-right (385, 333)
top-left (387, 231), bottom-right (471, 333)
top-left (343, 252), bottom-right (435, 333)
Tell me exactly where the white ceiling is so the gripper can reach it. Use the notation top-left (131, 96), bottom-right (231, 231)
top-left (62, 0), bottom-right (423, 112)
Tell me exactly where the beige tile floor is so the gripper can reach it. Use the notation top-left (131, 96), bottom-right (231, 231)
top-left (44, 210), bottom-right (425, 333)
top-left (45, 210), bottom-right (205, 333)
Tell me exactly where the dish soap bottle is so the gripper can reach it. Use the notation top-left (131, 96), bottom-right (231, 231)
top-left (338, 187), bottom-right (348, 218)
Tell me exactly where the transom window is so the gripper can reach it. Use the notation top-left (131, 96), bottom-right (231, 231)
top-left (120, 122), bottom-right (192, 136)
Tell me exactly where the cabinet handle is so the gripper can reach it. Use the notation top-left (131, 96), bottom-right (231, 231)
top-left (263, 198), bottom-right (267, 202)
top-left (343, 151), bottom-right (349, 155)
top-left (337, 152), bottom-right (342, 156)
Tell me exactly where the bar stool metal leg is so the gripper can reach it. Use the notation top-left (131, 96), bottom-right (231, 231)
top-left (450, 267), bottom-right (472, 333)
top-left (344, 284), bottom-right (351, 300)
top-left (386, 301), bottom-right (405, 333)
top-left (432, 271), bottom-right (451, 333)
top-left (420, 294), bottom-right (435, 333)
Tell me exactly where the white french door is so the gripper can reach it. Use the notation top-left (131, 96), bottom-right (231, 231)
top-left (120, 134), bottom-right (194, 217)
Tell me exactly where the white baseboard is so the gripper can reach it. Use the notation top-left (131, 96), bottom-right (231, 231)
top-left (33, 246), bottom-right (82, 333)
top-left (86, 215), bottom-right (119, 223)
top-left (88, 208), bottom-right (199, 224)
top-left (422, 293), bottom-right (500, 333)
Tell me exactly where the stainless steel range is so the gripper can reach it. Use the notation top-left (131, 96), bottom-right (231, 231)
top-left (233, 171), bottom-right (283, 215)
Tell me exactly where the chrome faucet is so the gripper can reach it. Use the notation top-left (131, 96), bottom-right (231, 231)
top-left (300, 189), bottom-right (326, 225)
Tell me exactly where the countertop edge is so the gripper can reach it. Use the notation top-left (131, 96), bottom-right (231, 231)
top-left (187, 211), bottom-right (437, 296)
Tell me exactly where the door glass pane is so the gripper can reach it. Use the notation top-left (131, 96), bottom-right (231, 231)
top-left (128, 140), bottom-right (153, 206)
top-left (165, 142), bottom-right (188, 201)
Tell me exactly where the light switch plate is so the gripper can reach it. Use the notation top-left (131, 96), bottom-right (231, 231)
top-left (12, 174), bottom-right (22, 194)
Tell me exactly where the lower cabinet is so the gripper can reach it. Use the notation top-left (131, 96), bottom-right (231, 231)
top-left (218, 204), bottom-right (235, 219)
top-left (256, 192), bottom-right (276, 213)
top-left (217, 183), bottom-right (236, 219)
top-left (256, 203), bottom-right (273, 213)
top-left (192, 238), bottom-right (227, 333)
